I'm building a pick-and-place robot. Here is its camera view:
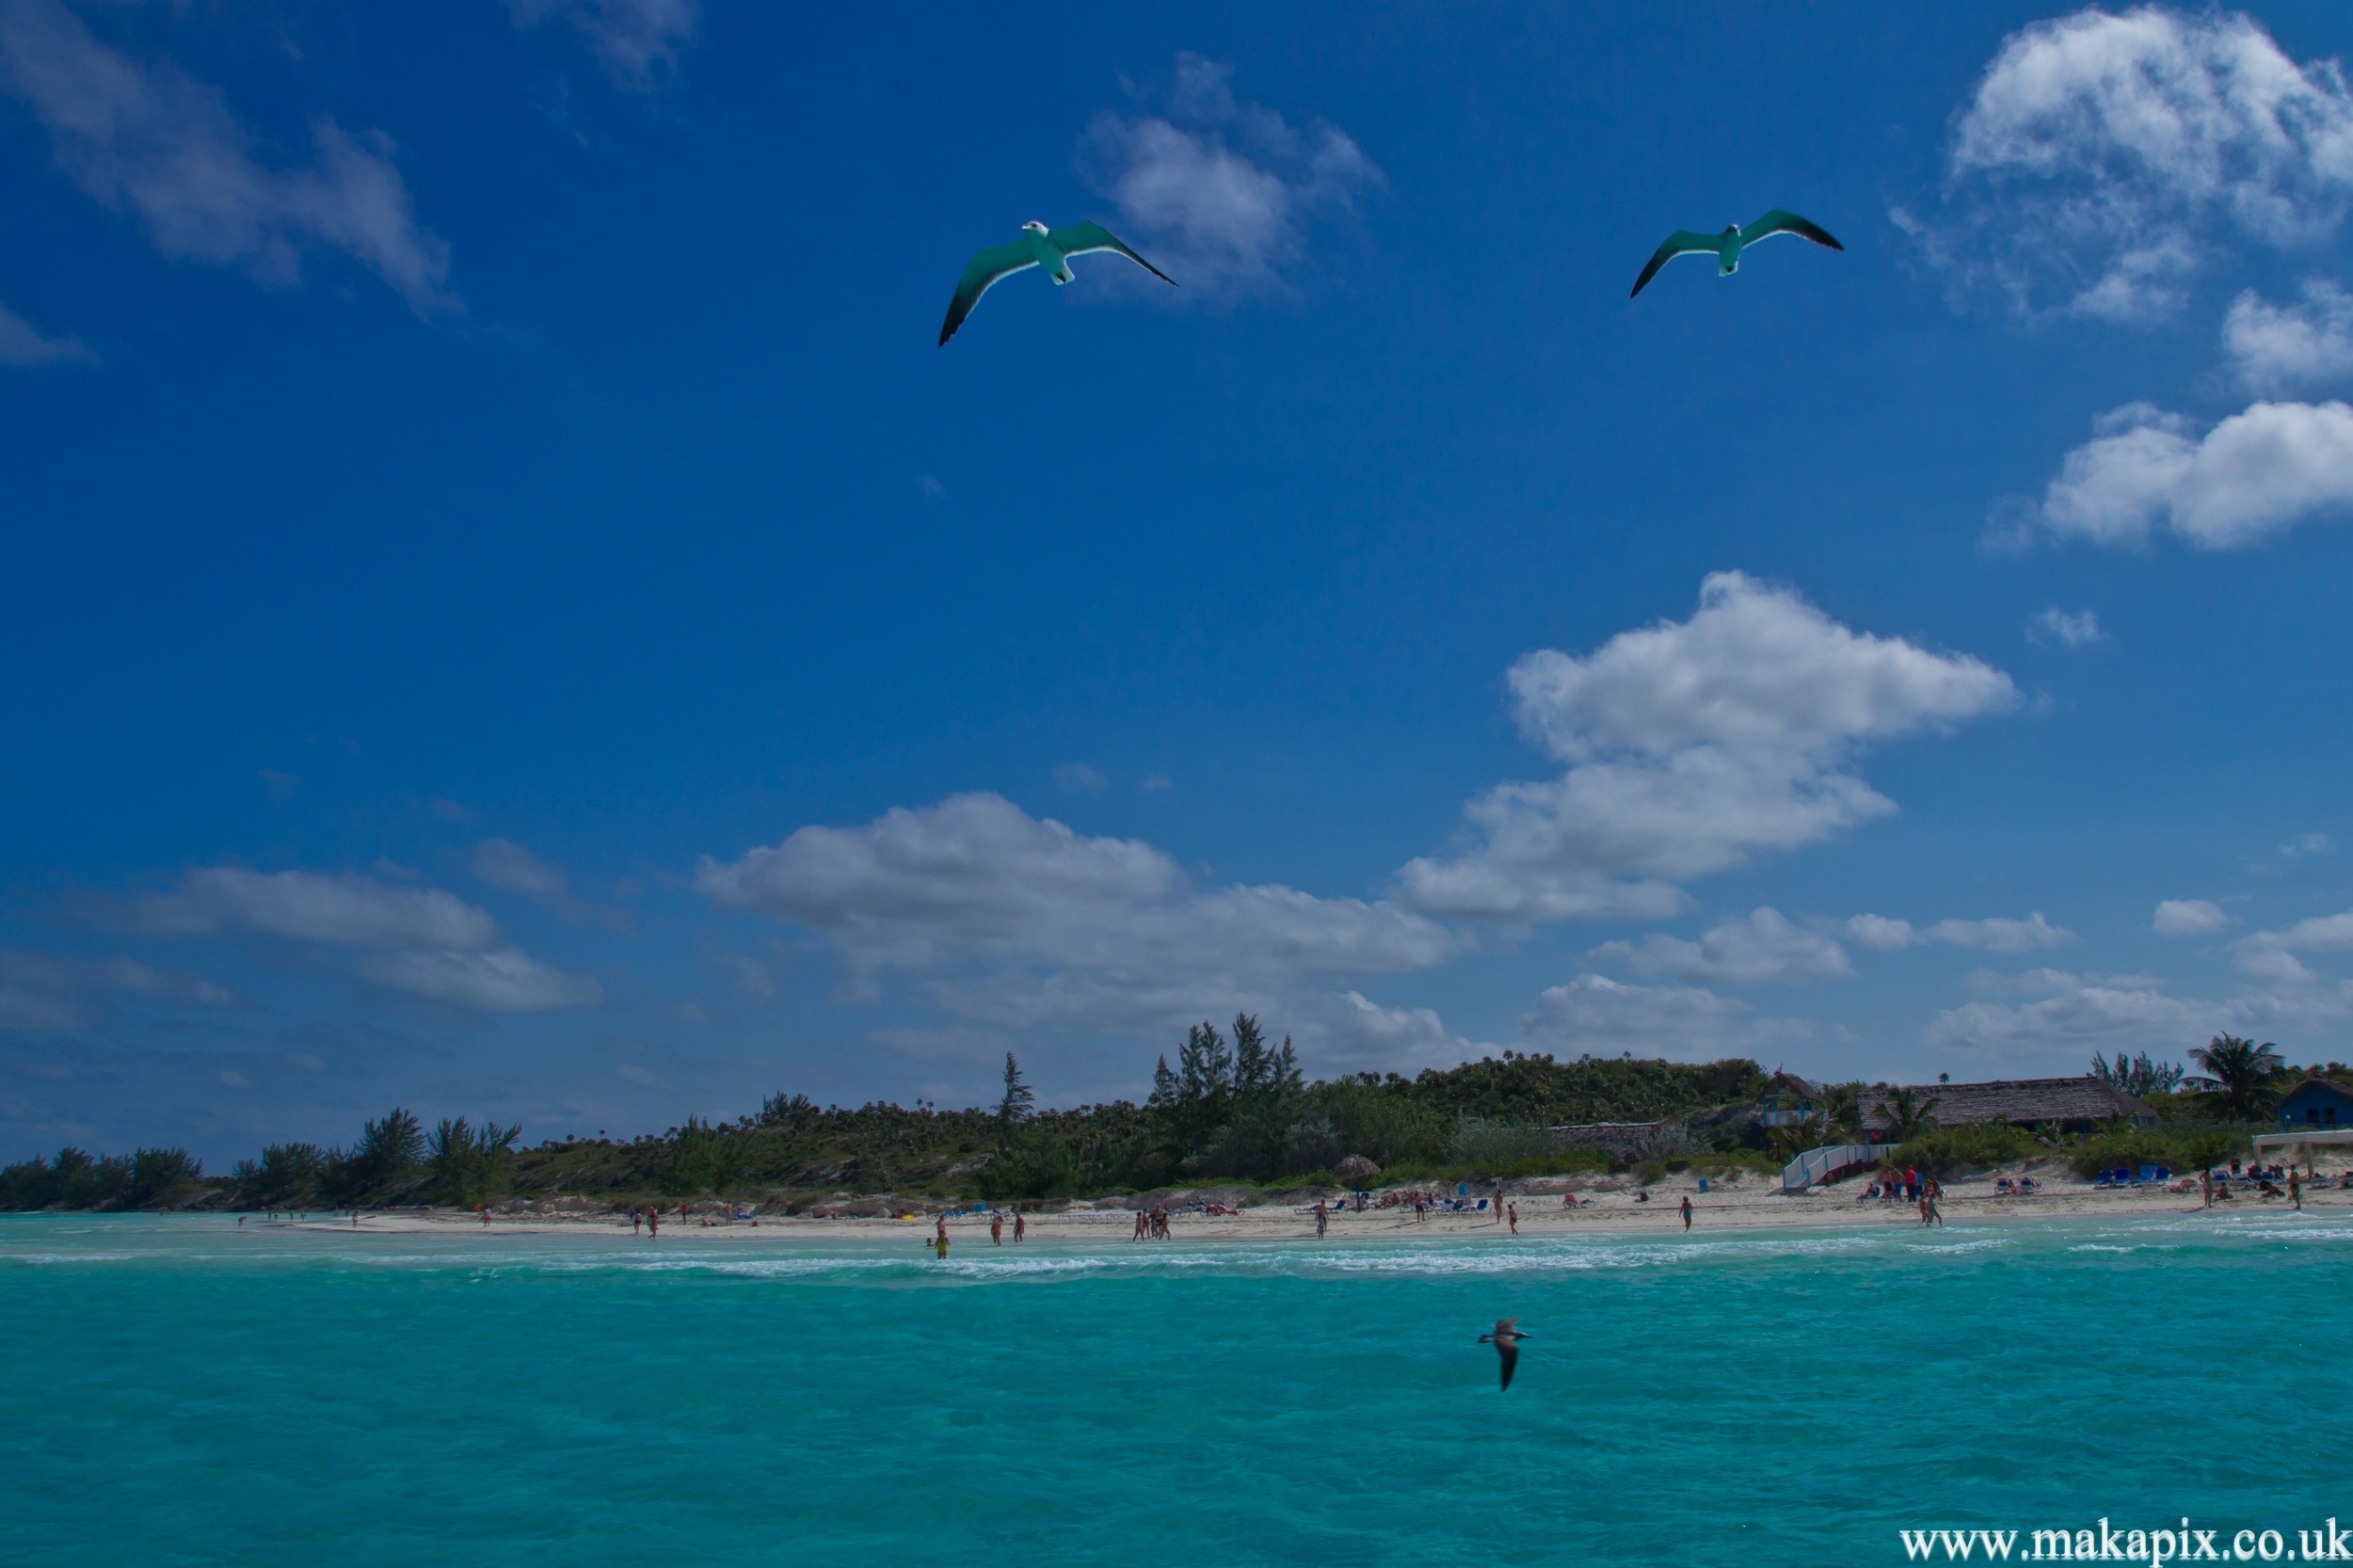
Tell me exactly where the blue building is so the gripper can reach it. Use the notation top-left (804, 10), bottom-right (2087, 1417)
top-left (2275, 1079), bottom-right (2353, 1132)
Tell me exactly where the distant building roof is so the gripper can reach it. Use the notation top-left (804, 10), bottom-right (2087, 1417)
top-left (1862, 1077), bottom-right (2153, 1131)
top-left (2278, 1078), bottom-right (2353, 1102)
top-left (1760, 1071), bottom-right (1821, 1098)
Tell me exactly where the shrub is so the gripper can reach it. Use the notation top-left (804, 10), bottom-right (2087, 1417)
top-left (2068, 1128), bottom-right (2241, 1180)
top-left (1889, 1122), bottom-right (2036, 1177)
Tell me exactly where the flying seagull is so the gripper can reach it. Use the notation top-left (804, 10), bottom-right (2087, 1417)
top-left (1629, 210), bottom-right (1843, 297)
top-left (938, 221), bottom-right (1176, 345)
top-left (1478, 1318), bottom-right (1529, 1391)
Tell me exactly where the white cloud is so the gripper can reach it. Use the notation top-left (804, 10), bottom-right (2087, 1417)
top-left (1591, 906), bottom-right (1854, 985)
top-left (2234, 909), bottom-right (2353, 980)
top-left (359, 947), bottom-right (601, 1012)
top-left (1921, 7), bottom-right (2353, 319)
top-left (472, 840), bottom-right (569, 902)
top-left (112, 867), bottom-right (598, 1013)
top-left (697, 792), bottom-right (1460, 1038)
top-left (1927, 968), bottom-right (2238, 1055)
top-left (0, 296), bottom-right (86, 365)
top-left (505, 0), bottom-right (698, 90)
top-left (1398, 573), bottom-right (2016, 920)
top-left (2153, 898), bottom-right (2230, 936)
top-left (2026, 399), bottom-right (2353, 549)
top-left (126, 868), bottom-right (500, 950)
top-left (1518, 973), bottom-right (1820, 1062)
top-left (0, 946), bottom-right (240, 1033)
top-left (1293, 991), bottom-right (1487, 1076)
top-left (2281, 832), bottom-right (2333, 859)
top-left (2224, 278), bottom-right (2353, 392)
top-left (1925, 913), bottom-right (2077, 953)
top-left (1053, 763), bottom-right (1109, 793)
top-left (1077, 52), bottom-right (1383, 296)
top-left (1841, 911), bottom-right (2075, 953)
top-left (1844, 914), bottom-right (1921, 952)
top-left (2030, 606), bottom-right (2104, 646)
top-left (0, 0), bottom-right (452, 313)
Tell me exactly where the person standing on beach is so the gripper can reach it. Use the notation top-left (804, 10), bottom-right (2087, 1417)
top-left (2290, 1168), bottom-right (2302, 1210)
top-left (1679, 1194), bottom-right (1692, 1231)
top-left (990, 1211), bottom-right (1003, 1246)
top-left (1506, 1202), bottom-right (1519, 1235)
top-left (647, 1208), bottom-right (659, 1237)
top-left (1131, 1208), bottom-right (1146, 1241)
top-left (1013, 1211), bottom-right (1026, 1243)
top-left (2201, 1171), bottom-right (2213, 1208)
top-left (1314, 1199), bottom-right (1329, 1239)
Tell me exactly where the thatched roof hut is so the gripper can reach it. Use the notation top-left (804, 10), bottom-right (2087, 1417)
top-left (1861, 1077), bottom-right (2153, 1136)
top-left (1333, 1154), bottom-right (1382, 1187)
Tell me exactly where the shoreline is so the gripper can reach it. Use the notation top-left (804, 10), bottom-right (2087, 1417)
top-left (251, 1171), bottom-right (2344, 1245)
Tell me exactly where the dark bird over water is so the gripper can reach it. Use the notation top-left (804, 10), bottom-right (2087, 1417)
top-left (1479, 1318), bottom-right (1529, 1390)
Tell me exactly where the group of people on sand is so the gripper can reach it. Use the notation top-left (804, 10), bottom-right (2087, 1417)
top-left (987, 1208), bottom-right (1026, 1245)
top-left (1857, 1168), bottom-right (1943, 1224)
top-left (1131, 1205), bottom-right (1173, 1240)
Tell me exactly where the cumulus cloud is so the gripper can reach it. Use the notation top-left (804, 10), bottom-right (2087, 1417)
top-left (0, 296), bottom-right (86, 365)
top-left (2022, 399), bottom-right (2353, 549)
top-left (2223, 278), bottom-right (2353, 392)
top-left (0, 0), bottom-right (452, 313)
top-left (1914, 7), bottom-right (2353, 319)
top-left (2030, 607), bottom-right (2104, 646)
top-left (1077, 52), bottom-right (1383, 296)
top-left (1927, 968), bottom-right (2241, 1055)
top-left (1053, 763), bottom-right (1109, 793)
top-left (1518, 974), bottom-right (1821, 1062)
top-left (2280, 832), bottom-right (2333, 859)
top-left (505, 0), bottom-right (698, 90)
top-left (697, 792), bottom-right (1462, 1050)
top-left (2153, 898), bottom-right (2230, 936)
top-left (2233, 909), bottom-right (2353, 981)
top-left (111, 867), bottom-right (597, 1013)
top-left (1590, 907), bottom-right (1854, 985)
top-left (1397, 573), bottom-right (2016, 921)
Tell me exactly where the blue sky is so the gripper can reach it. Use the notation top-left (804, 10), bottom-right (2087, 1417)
top-left (8, 1), bottom-right (2353, 1162)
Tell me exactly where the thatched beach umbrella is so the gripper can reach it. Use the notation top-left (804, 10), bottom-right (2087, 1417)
top-left (1334, 1154), bottom-right (1381, 1190)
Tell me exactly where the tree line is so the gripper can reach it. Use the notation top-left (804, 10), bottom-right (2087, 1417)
top-left (7, 1026), bottom-right (2326, 1212)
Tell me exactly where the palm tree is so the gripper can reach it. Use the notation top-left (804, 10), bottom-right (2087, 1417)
top-left (1820, 1083), bottom-right (1862, 1140)
top-left (1878, 1086), bottom-right (1942, 1143)
top-left (1767, 1112), bottom-right (1828, 1164)
top-left (2189, 1034), bottom-right (2284, 1120)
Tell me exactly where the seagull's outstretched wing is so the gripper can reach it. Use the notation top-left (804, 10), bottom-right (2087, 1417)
top-left (1739, 210), bottom-right (1843, 252)
top-left (1046, 222), bottom-right (1177, 287)
top-left (1496, 1337), bottom-right (1519, 1391)
top-left (1630, 232), bottom-right (1721, 297)
top-left (939, 242), bottom-right (1041, 346)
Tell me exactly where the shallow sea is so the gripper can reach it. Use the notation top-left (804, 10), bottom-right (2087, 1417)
top-left (5, 1209), bottom-right (2350, 1566)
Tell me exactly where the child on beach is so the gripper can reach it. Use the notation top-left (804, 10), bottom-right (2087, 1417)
top-left (1679, 1195), bottom-right (1692, 1230)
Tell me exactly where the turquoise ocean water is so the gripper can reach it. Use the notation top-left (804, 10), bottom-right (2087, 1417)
top-left (6, 1210), bottom-right (2350, 1566)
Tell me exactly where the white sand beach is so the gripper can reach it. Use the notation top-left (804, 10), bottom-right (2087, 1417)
top-left (279, 1160), bottom-right (2345, 1243)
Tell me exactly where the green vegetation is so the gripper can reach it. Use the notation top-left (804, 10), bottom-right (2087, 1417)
top-left (2189, 1034), bottom-right (2286, 1119)
top-left (0, 1145), bottom-right (203, 1210)
top-left (17, 1030), bottom-right (2329, 1214)
top-left (0, 1023), bottom-right (1767, 1210)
